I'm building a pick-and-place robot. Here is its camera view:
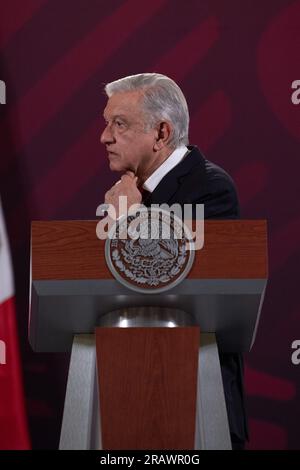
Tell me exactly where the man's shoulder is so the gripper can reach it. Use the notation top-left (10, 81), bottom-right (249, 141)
top-left (150, 145), bottom-right (240, 219)
top-left (176, 146), bottom-right (240, 219)
top-left (182, 146), bottom-right (237, 192)
top-left (204, 159), bottom-right (237, 193)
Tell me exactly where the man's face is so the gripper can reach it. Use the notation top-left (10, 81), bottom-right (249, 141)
top-left (101, 90), bottom-right (156, 174)
top-left (101, 91), bottom-right (155, 173)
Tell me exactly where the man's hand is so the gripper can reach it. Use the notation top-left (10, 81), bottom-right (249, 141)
top-left (104, 170), bottom-right (142, 218)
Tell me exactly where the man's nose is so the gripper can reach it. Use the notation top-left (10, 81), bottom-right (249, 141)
top-left (100, 124), bottom-right (115, 145)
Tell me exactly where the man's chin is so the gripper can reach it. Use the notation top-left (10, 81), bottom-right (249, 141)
top-left (109, 161), bottom-right (122, 172)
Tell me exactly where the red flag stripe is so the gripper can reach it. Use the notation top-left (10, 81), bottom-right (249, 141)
top-left (0, 296), bottom-right (30, 449)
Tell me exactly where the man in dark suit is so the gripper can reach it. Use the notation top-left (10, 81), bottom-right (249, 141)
top-left (101, 73), bottom-right (248, 449)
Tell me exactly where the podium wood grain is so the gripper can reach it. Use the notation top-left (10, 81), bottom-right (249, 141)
top-left (31, 220), bottom-right (267, 279)
top-left (96, 327), bottom-right (200, 450)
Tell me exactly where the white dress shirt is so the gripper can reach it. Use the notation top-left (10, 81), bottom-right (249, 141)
top-left (143, 146), bottom-right (189, 193)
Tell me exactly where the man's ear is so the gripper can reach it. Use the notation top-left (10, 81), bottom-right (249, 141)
top-left (153, 121), bottom-right (172, 150)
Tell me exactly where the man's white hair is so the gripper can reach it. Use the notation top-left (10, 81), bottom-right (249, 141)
top-left (104, 73), bottom-right (189, 149)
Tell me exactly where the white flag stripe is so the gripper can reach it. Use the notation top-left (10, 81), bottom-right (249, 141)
top-left (0, 197), bottom-right (14, 304)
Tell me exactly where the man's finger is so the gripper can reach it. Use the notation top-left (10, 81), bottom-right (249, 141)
top-left (121, 174), bottom-right (137, 185)
top-left (126, 171), bottom-right (138, 185)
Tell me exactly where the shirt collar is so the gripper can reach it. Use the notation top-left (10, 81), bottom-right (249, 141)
top-left (143, 146), bottom-right (189, 193)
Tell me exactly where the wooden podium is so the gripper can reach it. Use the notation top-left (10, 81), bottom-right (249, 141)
top-left (29, 220), bottom-right (268, 450)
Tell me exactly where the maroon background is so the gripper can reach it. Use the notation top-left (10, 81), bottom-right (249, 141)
top-left (0, 0), bottom-right (300, 449)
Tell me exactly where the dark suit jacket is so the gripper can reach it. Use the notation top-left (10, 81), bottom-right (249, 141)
top-left (144, 145), bottom-right (248, 442)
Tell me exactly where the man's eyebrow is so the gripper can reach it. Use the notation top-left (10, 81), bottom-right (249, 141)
top-left (103, 113), bottom-right (128, 121)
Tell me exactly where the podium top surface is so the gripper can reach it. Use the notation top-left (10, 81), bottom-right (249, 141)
top-left (31, 220), bottom-right (267, 281)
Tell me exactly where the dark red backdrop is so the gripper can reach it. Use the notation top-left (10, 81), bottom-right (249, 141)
top-left (0, 0), bottom-right (299, 449)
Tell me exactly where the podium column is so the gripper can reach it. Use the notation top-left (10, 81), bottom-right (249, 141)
top-left (59, 332), bottom-right (231, 450)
